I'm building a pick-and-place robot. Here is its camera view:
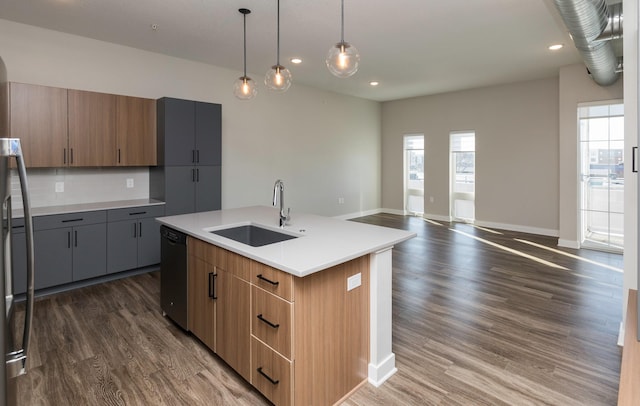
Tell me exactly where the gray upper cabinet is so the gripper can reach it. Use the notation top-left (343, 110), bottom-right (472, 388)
top-left (157, 98), bottom-right (221, 166)
top-left (151, 97), bottom-right (221, 216)
top-left (106, 205), bottom-right (164, 274)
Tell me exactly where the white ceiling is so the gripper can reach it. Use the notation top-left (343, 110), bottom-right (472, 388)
top-left (0, 0), bottom-right (584, 101)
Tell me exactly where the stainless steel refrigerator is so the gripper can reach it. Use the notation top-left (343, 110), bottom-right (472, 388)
top-left (0, 57), bottom-right (35, 406)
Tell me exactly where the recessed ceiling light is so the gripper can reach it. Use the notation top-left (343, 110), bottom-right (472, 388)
top-left (548, 44), bottom-right (563, 51)
top-left (290, 58), bottom-right (302, 64)
top-left (369, 81), bottom-right (379, 86)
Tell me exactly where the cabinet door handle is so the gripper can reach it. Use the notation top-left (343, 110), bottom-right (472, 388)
top-left (138, 222), bottom-right (142, 238)
top-left (74, 230), bottom-right (78, 247)
top-left (118, 148), bottom-right (121, 164)
top-left (70, 148), bottom-right (74, 164)
top-left (257, 314), bottom-right (280, 329)
top-left (196, 150), bottom-right (200, 163)
top-left (67, 231), bottom-right (71, 249)
top-left (63, 148), bottom-right (67, 165)
top-left (256, 274), bottom-right (279, 286)
top-left (256, 367), bottom-right (279, 385)
top-left (208, 272), bottom-right (218, 299)
top-left (192, 150), bottom-right (196, 164)
top-left (133, 223), bottom-right (137, 238)
top-left (192, 168), bottom-right (196, 182)
top-left (196, 168), bottom-right (199, 182)
top-left (633, 146), bottom-right (638, 173)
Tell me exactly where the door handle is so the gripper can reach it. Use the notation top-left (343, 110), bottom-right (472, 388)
top-left (633, 146), bottom-right (638, 173)
top-left (8, 141), bottom-right (35, 378)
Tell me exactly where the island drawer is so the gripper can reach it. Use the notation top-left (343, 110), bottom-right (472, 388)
top-left (251, 262), bottom-right (294, 301)
top-left (252, 286), bottom-right (292, 359)
top-left (251, 337), bottom-right (293, 406)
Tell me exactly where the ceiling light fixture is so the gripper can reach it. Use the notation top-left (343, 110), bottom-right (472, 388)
top-left (548, 44), bottom-right (564, 50)
top-left (233, 8), bottom-right (257, 100)
top-left (265, 0), bottom-right (292, 92)
top-left (290, 58), bottom-right (302, 64)
top-left (369, 81), bottom-right (379, 86)
top-left (326, 0), bottom-right (360, 78)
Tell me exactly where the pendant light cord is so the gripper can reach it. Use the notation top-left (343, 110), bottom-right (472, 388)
top-left (340, 0), bottom-right (344, 43)
top-left (243, 12), bottom-right (247, 76)
top-left (277, 0), bottom-right (281, 66)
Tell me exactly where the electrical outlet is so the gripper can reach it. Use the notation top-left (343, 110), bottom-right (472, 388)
top-left (338, 197), bottom-right (345, 204)
top-left (429, 196), bottom-right (434, 203)
top-left (55, 182), bottom-right (64, 193)
top-left (347, 273), bottom-right (361, 291)
top-left (126, 178), bottom-right (134, 188)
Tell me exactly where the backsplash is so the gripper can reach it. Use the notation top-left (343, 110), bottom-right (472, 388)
top-left (10, 167), bottom-right (150, 209)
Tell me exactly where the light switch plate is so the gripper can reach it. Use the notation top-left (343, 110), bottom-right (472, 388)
top-left (126, 178), bottom-right (134, 188)
top-left (55, 182), bottom-right (64, 193)
top-left (347, 273), bottom-right (361, 291)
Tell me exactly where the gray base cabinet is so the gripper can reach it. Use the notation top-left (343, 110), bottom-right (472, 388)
top-left (11, 218), bottom-right (27, 295)
top-left (33, 211), bottom-right (107, 290)
top-left (107, 205), bottom-right (164, 274)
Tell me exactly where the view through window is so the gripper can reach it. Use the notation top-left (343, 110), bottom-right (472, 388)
top-left (578, 102), bottom-right (624, 252)
top-left (450, 131), bottom-right (475, 222)
top-left (404, 135), bottom-right (424, 215)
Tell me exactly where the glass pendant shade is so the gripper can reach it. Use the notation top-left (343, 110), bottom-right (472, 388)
top-left (265, 65), bottom-right (292, 92)
top-left (233, 76), bottom-right (258, 100)
top-left (326, 41), bottom-right (360, 78)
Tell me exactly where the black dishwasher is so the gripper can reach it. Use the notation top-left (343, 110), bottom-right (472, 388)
top-left (160, 225), bottom-right (188, 330)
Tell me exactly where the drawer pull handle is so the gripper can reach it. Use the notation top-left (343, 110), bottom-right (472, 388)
top-left (62, 218), bottom-right (83, 223)
top-left (257, 367), bottom-right (279, 385)
top-left (257, 314), bottom-right (279, 329)
top-left (256, 274), bottom-right (279, 286)
top-left (129, 211), bottom-right (147, 216)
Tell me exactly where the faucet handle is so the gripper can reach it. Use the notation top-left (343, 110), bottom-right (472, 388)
top-left (286, 208), bottom-right (291, 221)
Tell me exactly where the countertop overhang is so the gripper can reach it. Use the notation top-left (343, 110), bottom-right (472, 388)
top-left (156, 206), bottom-right (416, 277)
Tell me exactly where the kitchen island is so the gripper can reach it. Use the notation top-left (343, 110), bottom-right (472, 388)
top-left (157, 206), bottom-right (415, 405)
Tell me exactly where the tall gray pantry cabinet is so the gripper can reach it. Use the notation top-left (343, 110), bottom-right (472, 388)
top-left (150, 97), bottom-right (222, 215)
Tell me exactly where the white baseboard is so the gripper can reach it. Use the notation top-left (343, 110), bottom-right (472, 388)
top-left (423, 213), bottom-right (451, 222)
top-left (473, 220), bottom-right (559, 237)
top-left (368, 353), bottom-right (397, 387)
top-left (558, 238), bottom-right (580, 249)
top-left (333, 208), bottom-right (383, 220)
top-left (380, 208), bottom-right (405, 216)
top-left (618, 322), bottom-right (625, 347)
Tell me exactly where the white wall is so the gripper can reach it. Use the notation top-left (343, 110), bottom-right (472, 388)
top-left (0, 19), bottom-right (381, 217)
top-left (381, 78), bottom-right (561, 235)
top-left (623, 0), bottom-right (638, 336)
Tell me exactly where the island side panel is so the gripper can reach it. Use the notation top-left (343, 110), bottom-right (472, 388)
top-left (368, 247), bottom-right (397, 386)
top-left (293, 255), bottom-right (370, 406)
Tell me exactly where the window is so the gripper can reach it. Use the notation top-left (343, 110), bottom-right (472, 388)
top-left (404, 135), bottom-right (424, 215)
top-left (450, 131), bottom-right (475, 222)
top-left (578, 102), bottom-right (624, 252)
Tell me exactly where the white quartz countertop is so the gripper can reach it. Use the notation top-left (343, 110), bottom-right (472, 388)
top-left (13, 198), bottom-right (165, 218)
top-left (156, 206), bottom-right (416, 277)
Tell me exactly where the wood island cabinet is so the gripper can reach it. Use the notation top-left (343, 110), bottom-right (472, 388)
top-left (185, 236), bottom-right (370, 406)
top-left (8, 83), bottom-right (68, 167)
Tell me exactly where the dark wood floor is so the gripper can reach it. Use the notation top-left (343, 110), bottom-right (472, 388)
top-left (15, 214), bottom-right (623, 405)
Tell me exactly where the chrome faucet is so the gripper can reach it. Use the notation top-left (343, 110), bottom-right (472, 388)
top-left (272, 179), bottom-right (290, 227)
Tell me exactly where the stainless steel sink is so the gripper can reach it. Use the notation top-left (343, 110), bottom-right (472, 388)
top-left (209, 224), bottom-right (297, 247)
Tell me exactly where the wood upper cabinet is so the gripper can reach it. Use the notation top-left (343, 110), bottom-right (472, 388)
top-left (116, 96), bottom-right (156, 166)
top-left (9, 83), bottom-right (68, 167)
top-left (68, 89), bottom-right (117, 166)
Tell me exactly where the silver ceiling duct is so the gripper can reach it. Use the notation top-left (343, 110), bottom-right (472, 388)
top-left (553, 0), bottom-right (622, 86)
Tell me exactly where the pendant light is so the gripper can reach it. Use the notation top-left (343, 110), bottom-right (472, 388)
top-left (233, 8), bottom-right (258, 100)
top-left (326, 0), bottom-right (360, 78)
top-left (264, 0), bottom-right (292, 92)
